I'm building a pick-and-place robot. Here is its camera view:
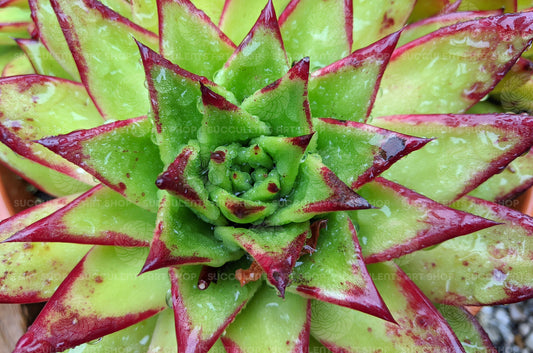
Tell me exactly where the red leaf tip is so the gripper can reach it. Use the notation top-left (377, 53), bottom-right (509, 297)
top-left (200, 83), bottom-right (239, 111)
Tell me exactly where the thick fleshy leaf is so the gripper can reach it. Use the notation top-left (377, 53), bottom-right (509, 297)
top-left (266, 154), bottom-right (371, 226)
top-left (131, 0), bottom-right (158, 33)
top-left (147, 309), bottom-right (227, 353)
top-left (436, 304), bottom-right (497, 353)
top-left (214, 1), bottom-right (289, 102)
top-left (2, 53), bottom-right (34, 76)
top-left (159, 0), bottom-right (236, 79)
top-left (50, 0), bottom-right (158, 119)
top-left (0, 143), bottom-right (91, 197)
top-left (372, 12), bottom-right (533, 116)
top-left (288, 212), bottom-right (393, 322)
top-left (398, 10), bottom-right (504, 48)
top-left (15, 39), bottom-right (73, 79)
top-left (156, 143), bottom-right (222, 223)
top-left (255, 134), bottom-right (313, 194)
top-left (0, 6), bottom-right (31, 45)
top-left (221, 284), bottom-right (310, 353)
top-left (13, 246), bottom-right (169, 353)
top-left (198, 85), bottom-right (271, 153)
top-left (219, 0), bottom-right (291, 44)
top-left (138, 42), bottom-right (215, 165)
top-left (141, 192), bottom-right (241, 274)
top-left (0, 75), bottom-right (102, 186)
top-left (215, 222), bottom-right (309, 296)
top-left (280, 0), bottom-right (352, 68)
top-left (408, 0), bottom-right (453, 22)
top-left (210, 187), bottom-right (277, 224)
top-left (490, 58), bottom-right (533, 114)
top-left (398, 196), bottom-right (533, 305)
top-left (352, 0), bottom-right (415, 50)
top-left (65, 316), bottom-right (157, 353)
top-left (5, 185), bottom-right (155, 246)
top-left (190, 0), bottom-right (225, 23)
top-left (351, 178), bottom-right (498, 263)
top-left (169, 264), bottom-right (261, 353)
top-left (373, 114), bottom-right (533, 204)
top-left (39, 116), bottom-right (163, 212)
top-left (0, 195), bottom-right (91, 303)
top-left (311, 262), bottom-right (465, 353)
top-left (241, 57), bottom-right (313, 137)
top-left (309, 32), bottom-right (400, 122)
top-left (313, 118), bottom-right (430, 189)
top-left (469, 148), bottom-right (533, 203)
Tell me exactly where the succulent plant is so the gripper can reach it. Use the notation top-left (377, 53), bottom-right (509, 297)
top-left (1, 0), bottom-right (533, 352)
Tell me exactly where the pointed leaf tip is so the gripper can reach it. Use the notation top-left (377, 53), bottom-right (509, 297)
top-left (289, 133), bottom-right (315, 151)
top-left (289, 57), bottom-right (310, 80)
top-left (200, 83), bottom-right (238, 111)
top-left (254, 0), bottom-right (282, 43)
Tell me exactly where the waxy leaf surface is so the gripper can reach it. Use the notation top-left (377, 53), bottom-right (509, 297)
top-left (50, 0), bottom-right (158, 119)
top-left (0, 195), bottom-right (90, 303)
top-left (398, 196), bottom-right (533, 305)
top-left (16, 39), bottom-right (73, 79)
top-left (170, 264), bottom-right (261, 353)
top-left (13, 246), bottom-right (169, 353)
top-left (352, 0), bottom-right (415, 50)
top-left (352, 178), bottom-right (498, 263)
top-left (310, 262), bottom-right (465, 353)
top-left (280, 0), bottom-right (351, 68)
top-left (141, 192), bottom-right (241, 274)
top-left (159, 0), bottom-right (235, 79)
top-left (241, 57), bottom-right (312, 137)
top-left (221, 284), bottom-right (310, 353)
top-left (372, 12), bottom-right (533, 115)
top-left (309, 32), bottom-right (399, 122)
top-left (39, 117), bottom-right (163, 212)
top-left (288, 212), bottom-right (393, 322)
top-left (215, 1), bottom-right (289, 102)
top-left (266, 154), bottom-right (371, 226)
top-left (373, 114), bottom-right (533, 204)
top-left (0, 75), bottom-right (102, 186)
top-left (313, 118), bottom-right (430, 189)
top-left (131, 0), bottom-right (158, 32)
top-left (6, 185), bottom-right (155, 246)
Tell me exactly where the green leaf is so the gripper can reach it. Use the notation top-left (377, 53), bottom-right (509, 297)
top-left (219, 0), bottom-right (291, 44)
top-left (221, 284), bottom-right (310, 353)
top-left (159, 0), bottom-right (236, 80)
top-left (352, 178), bottom-right (497, 263)
top-left (280, 0), bottom-right (352, 68)
top-left (214, 1), bottom-right (289, 102)
top-left (372, 12), bottom-right (533, 115)
top-left (65, 316), bottom-right (157, 353)
top-left (310, 262), bottom-right (465, 353)
top-left (458, 0), bottom-right (516, 11)
top-left (241, 57), bottom-right (313, 137)
top-left (131, 0), bottom-right (158, 33)
top-left (309, 32), bottom-right (399, 123)
top-left (13, 246), bottom-right (169, 352)
top-left (469, 148), bottom-right (533, 203)
top-left (198, 85), bottom-right (271, 153)
top-left (156, 143), bottom-right (222, 222)
top-left (436, 304), bottom-right (497, 353)
top-left (352, 0), bottom-right (415, 50)
top-left (210, 187), bottom-right (277, 224)
top-left (0, 195), bottom-right (90, 303)
top-left (39, 117), bottom-right (163, 212)
top-left (0, 7), bottom-right (31, 45)
top-left (6, 185), bottom-right (156, 246)
top-left (266, 154), bottom-right (371, 226)
top-left (50, 0), bottom-right (158, 119)
top-left (169, 264), bottom-right (261, 353)
top-left (398, 196), bottom-right (533, 305)
top-left (373, 114), bottom-right (533, 204)
top-left (215, 222), bottom-right (309, 296)
top-left (313, 118), bottom-right (430, 189)
top-left (15, 39), bottom-right (73, 80)
top-left (288, 212), bottom-right (393, 321)
top-left (0, 75), bottom-right (103, 187)
top-left (141, 192), bottom-right (241, 274)
top-left (1, 53), bottom-right (34, 76)
top-left (191, 0), bottom-right (225, 23)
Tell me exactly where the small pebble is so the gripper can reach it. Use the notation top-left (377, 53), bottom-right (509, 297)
top-left (510, 305), bottom-right (527, 321)
top-left (525, 334), bottom-right (533, 350)
top-left (520, 323), bottom-right (531, 337)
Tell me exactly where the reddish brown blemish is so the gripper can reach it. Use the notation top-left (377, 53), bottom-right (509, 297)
top-left (23, 243), bottom-right (33, 250)
top-left (303, 219), bottom-right (327, 255)
top-left (462, 261), bottom-right (469, 266)
top-left (381, 13), bottom-right (395, 31)
top-left (225, 200), bottom-right (266, 219)
top-left (267, 183), bottom-right (279, 193)
top-left (94, 276), bottom-right (103, 283)
top-left (235, 261), bottom-right (263, 286)
top-left (117, 182), bottom-right (126, 192)
top-left (210, 150), bottom-right (226, 163)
